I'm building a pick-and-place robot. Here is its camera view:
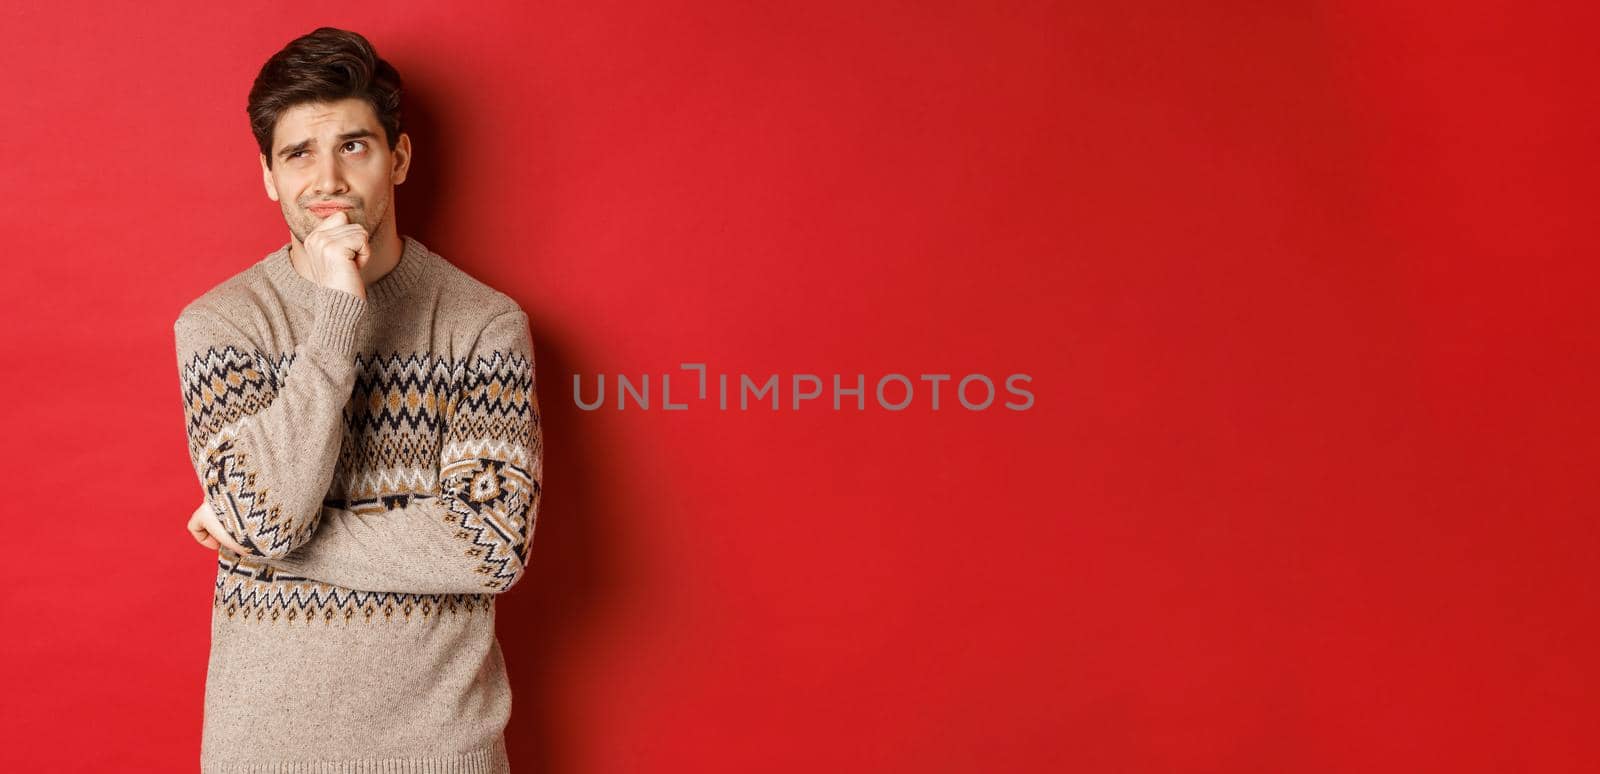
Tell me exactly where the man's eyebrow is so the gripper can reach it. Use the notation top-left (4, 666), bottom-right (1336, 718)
top-left (276, 129), bottom-right (379, 158)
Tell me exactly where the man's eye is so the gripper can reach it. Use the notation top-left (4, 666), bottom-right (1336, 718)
top-left (344, 141), bottom-right (367, 153)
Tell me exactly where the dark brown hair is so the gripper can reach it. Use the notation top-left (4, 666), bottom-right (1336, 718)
top-left (247, 27), bottom-right (403, 167)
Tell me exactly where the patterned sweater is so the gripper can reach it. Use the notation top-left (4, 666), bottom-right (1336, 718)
top-left (174, 235), bottom-right (541, 773)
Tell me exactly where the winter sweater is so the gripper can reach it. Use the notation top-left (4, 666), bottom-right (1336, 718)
top-left (173, 235), bottom-right (542, 773)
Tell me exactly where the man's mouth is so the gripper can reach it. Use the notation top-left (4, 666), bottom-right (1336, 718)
top-left (308, 203), bottom-right (354, 217)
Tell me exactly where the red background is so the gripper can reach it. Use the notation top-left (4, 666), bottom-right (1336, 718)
top-left (2, 1), bottom-right (1596, 771)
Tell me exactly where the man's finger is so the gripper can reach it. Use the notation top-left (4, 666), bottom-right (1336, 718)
top-left (314, 209), bottom-right (349, 229)
top-left (193, 503), bottom-right (252, 556)
top-left (206, 523), bottom-right (251, 556)
top-left (189, 523), bottom-right (220, 550)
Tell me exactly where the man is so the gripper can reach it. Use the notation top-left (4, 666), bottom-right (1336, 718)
top-left (174, 27), bottom-right (541, 773)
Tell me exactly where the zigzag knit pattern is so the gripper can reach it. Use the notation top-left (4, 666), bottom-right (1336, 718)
top-left (180, 343), bottom-right (539, 620)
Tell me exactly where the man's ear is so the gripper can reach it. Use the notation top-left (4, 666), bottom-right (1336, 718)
top-left (260, 154), bottom-right (280, 202)
top-left (392, 133), bottom-right (412, 186)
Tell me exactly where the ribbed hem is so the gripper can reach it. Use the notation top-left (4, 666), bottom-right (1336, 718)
top-left (308, 285), bottom-right (368, 356)
top-left (203, 737), bottom-right (508, 774)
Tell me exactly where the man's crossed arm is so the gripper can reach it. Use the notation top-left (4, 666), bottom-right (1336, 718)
top-left (176, 293), bottom-right (541, 595)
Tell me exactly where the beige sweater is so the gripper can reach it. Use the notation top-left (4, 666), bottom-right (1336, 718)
top-left (174, 235), bottom-right (542, 773)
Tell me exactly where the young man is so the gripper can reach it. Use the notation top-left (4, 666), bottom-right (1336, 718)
top-left (174, 27), bottom-right (541, 773)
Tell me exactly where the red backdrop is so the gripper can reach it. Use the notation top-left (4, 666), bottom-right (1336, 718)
top-left (1, 1), bottom-right (1596, 771)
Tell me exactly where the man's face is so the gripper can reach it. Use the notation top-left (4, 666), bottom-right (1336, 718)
top-left (260, 97), bottom-right (410, 244)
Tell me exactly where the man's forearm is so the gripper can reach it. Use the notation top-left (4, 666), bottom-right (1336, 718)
top-left (176, 285), bottom-right (366, 559)
top-left (253, 308), bottom-right (542, 594)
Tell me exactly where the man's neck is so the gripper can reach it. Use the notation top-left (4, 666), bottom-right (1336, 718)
top-left (287, 225), bottom-right (403, 287)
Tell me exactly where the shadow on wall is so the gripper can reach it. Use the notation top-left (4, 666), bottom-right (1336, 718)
top-left (397, 80), bottom-right (622, 774)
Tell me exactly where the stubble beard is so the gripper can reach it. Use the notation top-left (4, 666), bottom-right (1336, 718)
top-left (288, 202), bottom-right (364, 243)
top-left (282, 183), bottom-right (394, 256)
top-left (366, 188), bottom-right (392, 243)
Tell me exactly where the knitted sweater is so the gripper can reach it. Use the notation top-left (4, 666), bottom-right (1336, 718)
top-left (173, 235), bottom-right (541, 773)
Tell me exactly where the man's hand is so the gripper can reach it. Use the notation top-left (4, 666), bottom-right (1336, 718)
top-left (187, 500), bottom-right (251, 556)
top-left (302, 209), bottom-right (370, 300)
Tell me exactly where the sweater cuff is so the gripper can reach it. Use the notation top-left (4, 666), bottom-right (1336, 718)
top-left (308, 286), bottom-right (367, 356)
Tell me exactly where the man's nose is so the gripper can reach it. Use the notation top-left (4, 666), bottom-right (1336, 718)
top-left (313, 154), bottom-right (348, 196)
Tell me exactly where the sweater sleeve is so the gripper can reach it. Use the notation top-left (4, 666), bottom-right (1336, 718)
top-left (254, 309), bottom-right (542, 595)
top-left (175, 286), bottom-right (368, 560)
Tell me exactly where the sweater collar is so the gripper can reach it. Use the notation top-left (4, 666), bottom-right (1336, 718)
top-left (263, 234), bottom-right (431, 310)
